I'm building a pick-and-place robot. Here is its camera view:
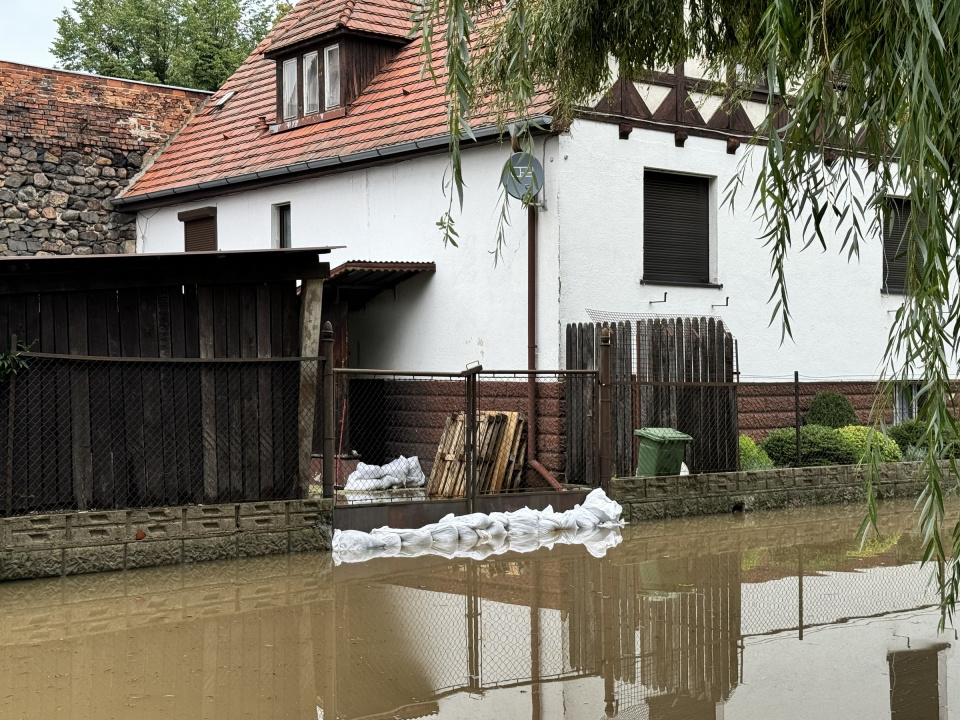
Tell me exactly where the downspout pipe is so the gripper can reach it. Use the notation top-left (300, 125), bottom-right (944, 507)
top-left (527, 202), bottom-right (563, 490)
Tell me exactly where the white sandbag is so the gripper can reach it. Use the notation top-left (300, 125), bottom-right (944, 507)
top-left (368, 528), bottom-right (403, 556)
top-left (404, 457), bottom-right (427, 487)
top-left (485, 519), bottom-right (507, 544)
top-left (569, 506), bottom-right (601, 530)
top-left (680, 462), bottom-right (690, 476)
top-left (428, 523), bottom-right (460, 555)
top-left (488, 511), bottom-right (511, 531)
top-left (582, 487), bottom-right (624, 525)
top-left (446, 512), bottom-right (494, 531)
top-left (392, 528), bottom-right (434, 556)
top-left (505, 507), bottom-right (540, 536)
top-left (454, 524), bottom-right (481, 549)
top-left (333, 528), bottom-right (390, 564)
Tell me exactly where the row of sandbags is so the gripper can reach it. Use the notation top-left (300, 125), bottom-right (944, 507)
top-left (332, 488), bottom-right (625, 565)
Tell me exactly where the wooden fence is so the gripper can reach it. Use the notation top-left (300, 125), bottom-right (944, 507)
top-left (0, 249), bottom-right (330, 515)
top-left (567, 317), bottom-right (739, 475)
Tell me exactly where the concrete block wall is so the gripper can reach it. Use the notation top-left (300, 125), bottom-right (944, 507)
top-left (0, 498), bottom-right (333, 581)
top-left (609, 462), bottom-right (926, 523)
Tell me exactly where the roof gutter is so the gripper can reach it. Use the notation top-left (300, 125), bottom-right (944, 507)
top-left (113, 115), bottom-right (554, 211)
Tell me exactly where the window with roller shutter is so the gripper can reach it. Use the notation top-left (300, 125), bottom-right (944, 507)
top-left (643, 171), bottom-right (711, 285)
top-left (883, 198), bottom-right (916, 294)
top-left (178, 207), bottom-right (218, 252)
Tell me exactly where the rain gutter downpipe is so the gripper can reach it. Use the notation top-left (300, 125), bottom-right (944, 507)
top-left (526, 198), bottom-right (562, 491)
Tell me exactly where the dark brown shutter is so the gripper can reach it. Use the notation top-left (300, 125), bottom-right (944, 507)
top-left (178, 207), bottom-right (218, 252)
top-left (883, 198), bottom-right (910, 294)
top-left (643, 171), bottom-right (710, 284)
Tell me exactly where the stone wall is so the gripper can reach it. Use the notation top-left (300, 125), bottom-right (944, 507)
top-left (609, 462), bottom-right (926, 523)
top-left (0, 498), bottom-right (333, 581)
top-left (0, 61), bottom-right (208, 256)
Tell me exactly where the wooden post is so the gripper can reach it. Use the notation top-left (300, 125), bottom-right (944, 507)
top-left (794, 370), bottom-right (801, 466)
top-left (298, 278), bottom-right (325, 497)
top-left (321, 322), bottom-right (335, 499)
top-left (599, 327), bottom-right (613, 489)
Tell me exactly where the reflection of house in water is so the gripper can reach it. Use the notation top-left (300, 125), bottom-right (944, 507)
top-left (0, 503), bottom-right (943, 720)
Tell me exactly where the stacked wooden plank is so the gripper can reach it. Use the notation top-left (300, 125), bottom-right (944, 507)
top-left (427, 411), bottom-right (527, 497)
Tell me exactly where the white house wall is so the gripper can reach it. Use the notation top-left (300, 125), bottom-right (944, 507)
top-left (138, 140), bottom-right (562, 370)
top-left (139, 121), bottom-right (904, 378)
top-left (555, 119), bottom-right (904, 379)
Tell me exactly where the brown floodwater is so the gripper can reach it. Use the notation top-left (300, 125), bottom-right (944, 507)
top-left (0, 500), bottom-right (954, 720)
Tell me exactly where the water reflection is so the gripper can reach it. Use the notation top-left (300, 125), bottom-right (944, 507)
top-left (0, 500), bottom-right (950, 719)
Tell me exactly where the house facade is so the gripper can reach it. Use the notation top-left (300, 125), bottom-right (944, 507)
top-left (0, 62), bottom-right (210, 256)
top-left (116, 0), bottom-right (910, 415)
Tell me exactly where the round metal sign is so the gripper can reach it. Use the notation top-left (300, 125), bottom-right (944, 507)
top-left (500, 152), bottom-right (544, 201)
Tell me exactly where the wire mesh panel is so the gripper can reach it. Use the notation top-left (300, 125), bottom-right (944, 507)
top-left (332, 370), bottom-right (467, 500)
top-left (2, 354), bottom-right (318, 514)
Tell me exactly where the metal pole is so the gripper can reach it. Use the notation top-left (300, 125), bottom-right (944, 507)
top-left (5, 334), bottom-right (15, 518)
top-left (794, 370), bottom-right (801, 466)
top-left (462, 365), bottom-right (482, 511)
top-left (599, 327), bottom-right (613, 490)
top-left (798, 545), bottom-right (804, 640)
top-left (321, 322), bottom-right (335, 499)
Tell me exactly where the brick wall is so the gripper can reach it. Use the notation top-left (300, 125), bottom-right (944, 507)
top-left (0, 62), bottom-right (208, 255)
top-left (609, 461), bottom-right (925, 523)
top-left (738, 381), bottom-right (886, 440)
top-left (0, 498), bottom-right (333, 581)
top-left (342, 378), bottom-right (567, 488)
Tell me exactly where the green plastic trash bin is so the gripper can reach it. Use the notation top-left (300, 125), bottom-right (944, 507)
top-left (634, 428), bottom-right (692, 477)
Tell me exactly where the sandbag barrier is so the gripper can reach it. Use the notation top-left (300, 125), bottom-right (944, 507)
top-left (332, 488), bottom-right (625, 565)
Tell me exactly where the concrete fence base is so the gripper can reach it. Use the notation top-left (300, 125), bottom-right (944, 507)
top-left (609, 462), bottom-right (927, 523)
top-left (0, 499), bottom-right (333, 582)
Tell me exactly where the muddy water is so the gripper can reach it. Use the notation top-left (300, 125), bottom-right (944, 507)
top-left (0, 500), bottom-right (953, 720)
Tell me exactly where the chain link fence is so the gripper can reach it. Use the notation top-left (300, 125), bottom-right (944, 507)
top-left (3, 353), bottom-right (321, 514)
top-left (332, 369), bottom-right (599, 502)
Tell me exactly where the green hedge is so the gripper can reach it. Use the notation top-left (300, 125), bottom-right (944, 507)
top-left (761, 425), bottom-right (858, 467)
top-left (805, 391), bottom-right (858, 428)
top-left (837, 425), bottom-right (902, 463)
top-left (888, 419), bottom-right (925, 449)
top-left (739, 435), bottom-right (774, 470)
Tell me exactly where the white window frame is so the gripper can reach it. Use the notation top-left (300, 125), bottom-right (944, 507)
top-left (303, 51), bottom-right (320, 115)
top-left (282, 58), bottom-right (298, 121)
top-left (324, 44), bottom-right (340, 110)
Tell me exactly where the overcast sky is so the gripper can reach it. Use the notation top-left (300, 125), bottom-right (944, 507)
top-left (3, 0), bottom-right (68, 68)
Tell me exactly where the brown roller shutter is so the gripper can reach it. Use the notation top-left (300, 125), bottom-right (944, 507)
top-left (643, 171), bottom-right (710, 285)
top-left (883, 199), bottom-right (910, 294)
top-left (178, 207), bottom-right (218, 252)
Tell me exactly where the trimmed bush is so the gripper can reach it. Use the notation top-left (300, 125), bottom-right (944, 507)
top-left (739, 435), bottom-right (774, 471)
top-left (761, 425), bottom-right (857, 467)
top-left (889, 419), bottom-right (925, 450)
top-left (837, 425), bottom-right (902, 463)
top-left (805, 391), bottom-right (858, 428)
top-left (902, 444), bottom-right (927, 462)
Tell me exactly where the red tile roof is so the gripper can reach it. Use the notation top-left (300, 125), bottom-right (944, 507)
top-left (121, 1), bottom-right (551, 203)
top-left (266, 0), bottom-right (414, 52)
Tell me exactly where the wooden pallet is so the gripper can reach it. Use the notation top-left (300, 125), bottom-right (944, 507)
top-left (426, 411), bottom-right (527, 497)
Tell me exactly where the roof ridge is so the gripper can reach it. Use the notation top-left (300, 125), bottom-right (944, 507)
top-left (338, 0), bottom-right (358, 27)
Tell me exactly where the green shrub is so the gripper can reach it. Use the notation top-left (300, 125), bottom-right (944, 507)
top-left (889, 419), bottom-right (925, 450)
top-left (805, 391), bottom-right (858, 428)
top-left (837, 425), bottom-right (902, 463)
top-left (761, 425), bottom-right (858, 467)
top-left (739, 435), bottom-right (774, 470)
top-left (902, 444), bottom-right (927, 462)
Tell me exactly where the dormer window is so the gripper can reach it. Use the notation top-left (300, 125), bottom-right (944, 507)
top-left (275, 43), bottom-right (341, 124)
top-left (325, 45), bottom-right (340, 109)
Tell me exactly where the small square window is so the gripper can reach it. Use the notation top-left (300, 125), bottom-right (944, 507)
top-left (303, 52), bottom-right (320, 115)
top-left (282, 58), bottom-right (298, 121)
top-left (325, 45), bottom-right (340, 110)
top-left (273, 203), bottom-right (292, 248)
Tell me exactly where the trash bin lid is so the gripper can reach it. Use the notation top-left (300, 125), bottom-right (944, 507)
top-left (634, 427), bottom-right (693, 442)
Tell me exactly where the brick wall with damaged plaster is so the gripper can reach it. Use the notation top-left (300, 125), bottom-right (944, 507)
top-left (0, 498), bottom-right (333, 581)
top-left (609, 462), bottom-right (928, 523)
top-left (0, 61), bottom-right (208, 256)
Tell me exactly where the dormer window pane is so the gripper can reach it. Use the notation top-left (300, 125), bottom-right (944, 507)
top-left (282, 58), bottom-right (298, 120)
top-left (303, 51), bottom-right (320, 115)
top-left (325, 45), bottom-right (340, 109)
